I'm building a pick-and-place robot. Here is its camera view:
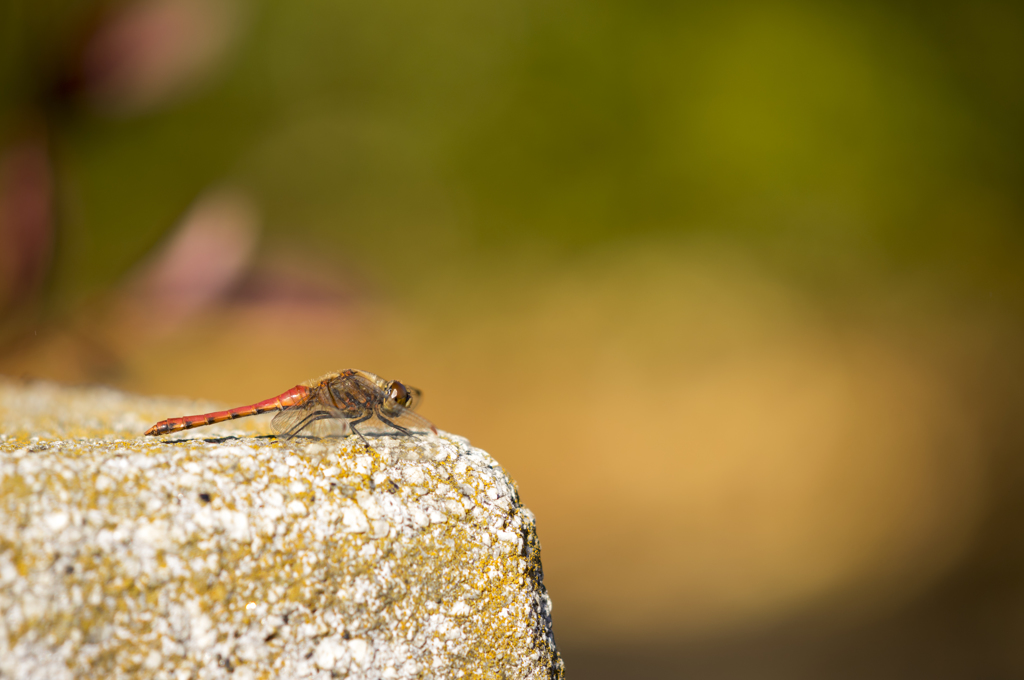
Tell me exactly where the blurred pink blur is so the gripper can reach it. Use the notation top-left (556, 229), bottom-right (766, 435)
top-left (0, 133), bottom-right (53, 316)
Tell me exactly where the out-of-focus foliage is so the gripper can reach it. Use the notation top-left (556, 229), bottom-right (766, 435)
top-left (2, 0), bottom-right (1023, 307)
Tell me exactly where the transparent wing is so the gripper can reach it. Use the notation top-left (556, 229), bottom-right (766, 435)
top-left (271, 405), bottom-right (351, 439)
top-left (405, 386), bottom-right (422, 410)
top-left (303, 418), bottom-right (352, 438)
top-left (362, 404), bottom-right (436, 436)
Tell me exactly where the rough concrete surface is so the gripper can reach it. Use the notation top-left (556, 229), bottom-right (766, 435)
top-left (0, 378), bottom-right (563, 679)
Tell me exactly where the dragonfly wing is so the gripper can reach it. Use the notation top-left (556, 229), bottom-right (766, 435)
top-left (271, 406), bottom-right (350, 438)
top-left (366, 405), bottom-right (436, 436)
top-left (304, 417), bottom-right (352, 438)
top-left (405, 386), bottom-right (422, 410)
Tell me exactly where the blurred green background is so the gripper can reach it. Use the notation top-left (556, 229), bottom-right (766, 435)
top-left (2, 0), bottom-right (1024, 677)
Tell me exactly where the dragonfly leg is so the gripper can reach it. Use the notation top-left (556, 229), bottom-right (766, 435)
top-left (347, 414), bottom-right (372, 449)
top-left (282, 410), bottom-right (332, 439)
top-left (375, 410), bottom-right (413, 436)
top-left (351, 427), bottom-right (370, 449)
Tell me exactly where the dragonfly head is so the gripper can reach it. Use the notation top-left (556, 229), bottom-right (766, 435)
top-left (386, 380), bottom-right (421, 410)
top-left (388, 381), bottom-right (412, 407)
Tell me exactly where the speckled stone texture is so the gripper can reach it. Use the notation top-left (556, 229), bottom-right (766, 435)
top-left (0, 379), bottom-right (563, 679)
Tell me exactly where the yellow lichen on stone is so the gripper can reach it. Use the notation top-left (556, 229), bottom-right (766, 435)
top-left (0, 379), bottom-right (562, 679)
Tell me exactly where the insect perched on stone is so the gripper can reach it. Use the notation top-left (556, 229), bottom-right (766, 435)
top-left (144, 369), bottom-right (436, 444)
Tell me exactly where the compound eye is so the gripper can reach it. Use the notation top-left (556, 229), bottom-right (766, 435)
top-left (389, 381), bottom-right (410, 406)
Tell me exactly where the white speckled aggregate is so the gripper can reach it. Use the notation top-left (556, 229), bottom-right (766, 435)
top-left (0, 379), bottom-right (563, 679)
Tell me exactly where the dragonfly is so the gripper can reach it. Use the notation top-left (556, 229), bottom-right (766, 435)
top-left (144, 369), bottom-right (437, 443)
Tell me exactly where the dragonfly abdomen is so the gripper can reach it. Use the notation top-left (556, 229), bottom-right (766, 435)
top-left (144, 385), bottom-right (310, 436)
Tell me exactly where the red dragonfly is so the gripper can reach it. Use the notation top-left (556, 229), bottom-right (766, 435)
top-left (144, 369), bottom-right (437, 443)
